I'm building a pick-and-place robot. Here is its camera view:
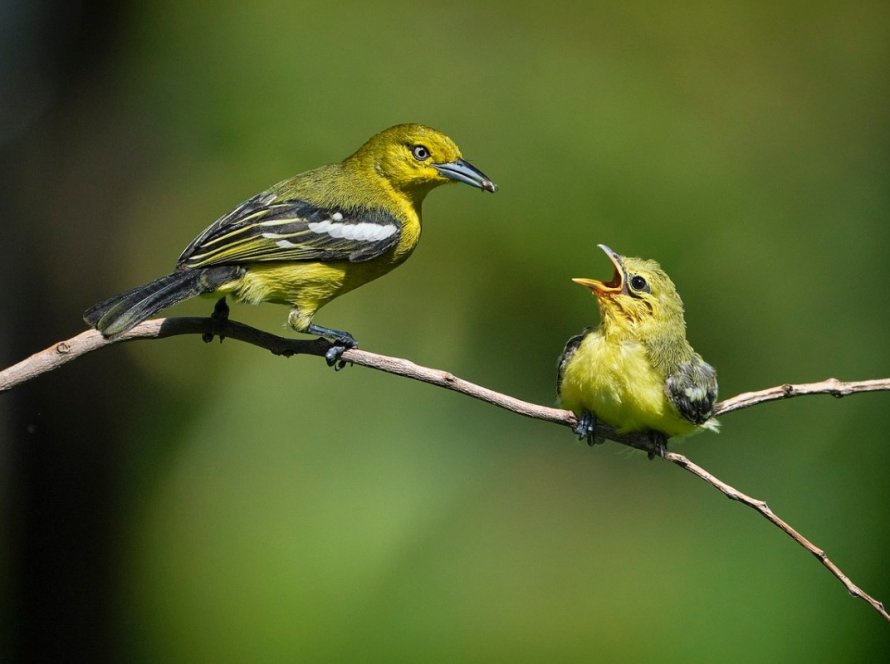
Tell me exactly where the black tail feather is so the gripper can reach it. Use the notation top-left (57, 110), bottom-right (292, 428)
top-left (83, 266), bottom-right (242, 338)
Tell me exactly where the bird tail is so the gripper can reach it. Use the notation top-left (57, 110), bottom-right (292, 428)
top-left (84, 265), bottom-right (242, 338)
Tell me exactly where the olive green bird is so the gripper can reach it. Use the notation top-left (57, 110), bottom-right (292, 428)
top-left (557, 244), bottom-right (718, 458)
top-left (84, 124), bottom-right (496, 364)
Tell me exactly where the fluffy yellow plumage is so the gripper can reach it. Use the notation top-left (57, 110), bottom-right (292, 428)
top-left (557, 244), bottom-right (718, 457)
top-left (84, 124), bottom-right (496, 362)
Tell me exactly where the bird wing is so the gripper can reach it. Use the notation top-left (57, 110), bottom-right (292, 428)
top-left (664, 356), bottom-right (718, 425)
top-left (556, 332), bottom-right (587, 395)
top-left (177, 192), bottom-right (403, 268)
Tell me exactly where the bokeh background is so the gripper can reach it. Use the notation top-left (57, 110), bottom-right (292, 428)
top-left (2, 1), bottom-right (889, 661)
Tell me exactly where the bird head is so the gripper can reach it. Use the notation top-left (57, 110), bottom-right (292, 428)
top-left (572, 244), bottom-right (687, 340)
top-left (350, 124), bottom-right (497, 200)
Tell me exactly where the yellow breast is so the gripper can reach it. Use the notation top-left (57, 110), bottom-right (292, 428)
top-left (559, 333), bottom-right (697, 437)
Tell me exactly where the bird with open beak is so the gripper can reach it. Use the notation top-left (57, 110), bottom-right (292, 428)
top-left (557, 244), bottom-right (719, 458)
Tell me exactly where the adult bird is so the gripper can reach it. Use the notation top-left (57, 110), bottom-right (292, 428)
top-left (84, 124), bottom-right (497, 364)
top-left (557, 244), bottom-right (718, 458)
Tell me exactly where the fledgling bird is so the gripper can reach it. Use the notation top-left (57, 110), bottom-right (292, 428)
top-left (557, 244), bottom-right (718, 458)
top-left (84, 123), bottom-right (496, 364)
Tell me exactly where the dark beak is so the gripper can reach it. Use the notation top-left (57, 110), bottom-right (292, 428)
top-left (434, 158), bottom-right (497, 192)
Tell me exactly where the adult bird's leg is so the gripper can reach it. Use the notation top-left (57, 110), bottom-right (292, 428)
top-left (574, 410), bottom-right (605, 446)
top-left (203, 297), bottom-right (230, 343)
top-left (307, 323), bottom-right (358, 370)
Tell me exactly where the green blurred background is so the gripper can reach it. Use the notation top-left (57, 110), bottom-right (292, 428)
top-left (3, 1), bottom-right (889, 661)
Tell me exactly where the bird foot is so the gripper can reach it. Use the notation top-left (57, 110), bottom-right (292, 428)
top-left (574, 410), bottom-right (605, 446)
top-left (203, 297), bottom-right (230, 343)
top-left (646, 431), bottom-right (668, 460)
top-left (308, 324), bottom-right (357, 371)
top-left (324, 344), bottom-right (355, 371)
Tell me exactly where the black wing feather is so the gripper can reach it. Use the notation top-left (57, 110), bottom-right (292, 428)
top-left (556, 332), bottom-right (587, 396)
top-left (177, 195), bottom-right (403, 268)
top-left (664, 357), bottom-right (718, 425)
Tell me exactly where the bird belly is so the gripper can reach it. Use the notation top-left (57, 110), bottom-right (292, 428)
top-left (560, 335), bottom-right (696, 437)
top-left (218, 260), bottom-right (398, 316)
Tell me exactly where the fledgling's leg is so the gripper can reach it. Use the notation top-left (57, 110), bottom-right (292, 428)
top-left (646, 431), bottom-right (668, 460)
top-left (574, 410), bottom-right (605, 446)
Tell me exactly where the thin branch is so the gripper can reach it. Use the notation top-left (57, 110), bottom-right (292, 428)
top-left (6, 317), bottom-right (886, 450)
top-left (0, 317), bottom-right (330, 393)
top-left (2, 316), bottom-right (889, 623)
top-left (713, 377), bottom-right (890, 416)
top-left (666, 452), bottom-right (890, 622)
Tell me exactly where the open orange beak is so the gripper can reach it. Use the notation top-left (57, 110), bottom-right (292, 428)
top-left (572, 244), bottom-right (627, 297)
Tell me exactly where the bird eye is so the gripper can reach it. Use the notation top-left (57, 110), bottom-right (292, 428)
top-left (630, 275), bottom-right (650, 292)
top-left (411, 145), bottom-right (430, 161)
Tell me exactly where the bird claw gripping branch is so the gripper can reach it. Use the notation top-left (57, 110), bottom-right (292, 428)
top-left (574, 410), bottom-right (605, 446)
top-left (202, 297), bottom-right (231, 344)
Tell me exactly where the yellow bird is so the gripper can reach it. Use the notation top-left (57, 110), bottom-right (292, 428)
top-left (557, 244), bottom-right (718, 457)
top-left (84, 124), bottom-right (496, 364)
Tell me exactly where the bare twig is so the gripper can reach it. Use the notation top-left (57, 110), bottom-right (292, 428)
top-left (2, 316), bottom-right (889, 623)
top-left (667, 452), bottom-right (890, 622)
top-left (0, 317), bottom-right (329, 392)
top-left (714, 377), bottom-right (890, 416)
